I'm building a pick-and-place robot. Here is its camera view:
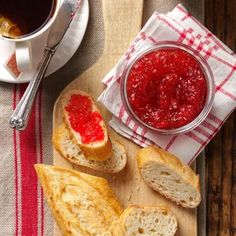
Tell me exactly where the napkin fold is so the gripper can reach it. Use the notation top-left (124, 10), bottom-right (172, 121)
top-left (98, 4), bottom-right (236, 164)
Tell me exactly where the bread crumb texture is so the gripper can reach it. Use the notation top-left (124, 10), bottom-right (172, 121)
top-left (121, 206), bottom-right (177, 236)
top-left (137, 146), bottom-right (201, 208)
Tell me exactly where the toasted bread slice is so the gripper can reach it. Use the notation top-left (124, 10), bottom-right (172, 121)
top-left (120, 206), bottom-right (177, 236)
top-left (137, 146), bottom-right (201, 208)
top-left (53, 123), bottom-right (127, 173)
top-left (61, 90), bottom-right (112, 161)
top-left (35, 164), bottom-right (123, 236)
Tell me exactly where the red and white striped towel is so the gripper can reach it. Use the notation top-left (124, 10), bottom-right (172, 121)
top-left (98, 4), bottom-right (236, 164)
top-left (0, 1), bottom-right (82, 235)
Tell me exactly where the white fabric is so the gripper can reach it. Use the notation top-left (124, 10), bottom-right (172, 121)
top-left (98, 4), bottom-right (236, 164)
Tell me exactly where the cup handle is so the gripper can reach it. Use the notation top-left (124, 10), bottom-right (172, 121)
top-left (15, 41), bottom-right (33, 71)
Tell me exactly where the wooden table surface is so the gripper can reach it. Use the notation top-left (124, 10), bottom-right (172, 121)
top-left (205, 0), bottom-right (236, 235)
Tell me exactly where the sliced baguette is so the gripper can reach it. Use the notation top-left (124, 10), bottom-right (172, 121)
top-left (53, 123), bottom-right (127, 173)
top-left (137, 146), bottom-right (201, 208)
top-left (61, 90), bottom-right (112, 161)
top-left (35, 164), bottom-right (123, 236)
top-left (120, 206), bottom-right (177, 236)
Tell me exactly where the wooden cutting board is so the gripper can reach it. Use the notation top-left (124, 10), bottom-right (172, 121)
top-left (53, 0), bottom-right (197, 235)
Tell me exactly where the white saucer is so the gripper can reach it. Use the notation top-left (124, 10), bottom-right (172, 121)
top-left (0, 0), bottom-right (89, 83)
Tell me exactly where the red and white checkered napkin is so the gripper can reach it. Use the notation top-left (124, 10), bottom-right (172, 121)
top-left (98, 4), bottom-right (236, 164)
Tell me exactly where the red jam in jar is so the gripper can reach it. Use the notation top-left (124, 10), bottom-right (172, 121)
top-left (65, 94), bottom-right (105, 144)
top-left (126, 48), bottom-right (207, 129)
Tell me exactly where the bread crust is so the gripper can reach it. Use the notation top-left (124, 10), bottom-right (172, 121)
top-left (35, 164), bottom-right (123, 235)
top-left (77, 171), bottom-right (123, 215)
top-left (61, 89), bottom-right (112, 161)
top-left (137, 146), bottom-right (201, 208)
top-left (77, 138), bottom-right (112, 161)
top-left (35, 164), bottom-right (72, 236)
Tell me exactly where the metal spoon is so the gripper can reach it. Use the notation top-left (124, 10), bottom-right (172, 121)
top-left (9, 3), bottom-right (72, 130)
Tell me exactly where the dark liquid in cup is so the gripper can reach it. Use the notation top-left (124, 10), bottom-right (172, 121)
top-left (0, 0), bottom-right (55, 38)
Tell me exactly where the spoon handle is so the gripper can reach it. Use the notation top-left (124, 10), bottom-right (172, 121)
top-left (9, 48), bottom-right (55, 131)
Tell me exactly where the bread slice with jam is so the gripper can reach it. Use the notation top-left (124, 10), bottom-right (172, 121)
top-left (61, 90), bottom-right (112, 161)
top-left (53, 123), bottom-right (127, 173)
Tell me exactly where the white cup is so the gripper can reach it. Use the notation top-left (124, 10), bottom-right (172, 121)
top-left (0, 0), bottom-right (61, 71)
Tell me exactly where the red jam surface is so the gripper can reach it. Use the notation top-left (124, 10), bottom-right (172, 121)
top-left (126, 48), bottom-right (207, 129)
top-left (65, 94), bottom-right (105, 144)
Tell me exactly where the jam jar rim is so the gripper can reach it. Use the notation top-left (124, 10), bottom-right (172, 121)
top-left (120, 41), bottom-right (215, 135)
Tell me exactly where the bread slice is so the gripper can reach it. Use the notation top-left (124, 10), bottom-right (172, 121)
top-left (35, 164), bottom-right (123, 236)
top-left (137, 146), bottom-right (201, 208)
top-left (120, 206), bottom-right (177, 236)
top-left (53, 123), bottom-right (127, 173)
top-left (61, 90), bottom-right (112, 161)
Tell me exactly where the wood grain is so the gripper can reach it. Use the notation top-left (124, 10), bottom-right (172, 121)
top-left (52, 0), bottom-right (198, 235)
top-left (205, 0), bottom-right (236, 235)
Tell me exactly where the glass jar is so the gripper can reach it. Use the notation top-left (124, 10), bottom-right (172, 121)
top-left (120, 41), bottom-right (215, 135)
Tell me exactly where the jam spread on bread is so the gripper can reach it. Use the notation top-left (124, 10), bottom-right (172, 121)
top-left (65, 94), bottom-right (105, 144)
top-left (126, 48), bottom-right (207, 129)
